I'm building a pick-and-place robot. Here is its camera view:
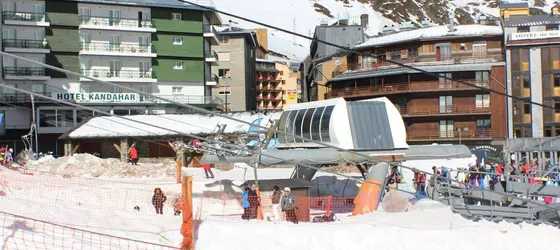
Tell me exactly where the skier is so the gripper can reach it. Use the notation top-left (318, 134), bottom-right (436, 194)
top-left (202, 163), bottom-right (215, 179)
top-left (281, 187), bottom-right (298, 224)
top-left (241, 187), bottom-right (251, 220)
top-left (412, 169), bottom-right (425, 197)
top-left (129, 146), bottom-right (138, 165)
top-left (270, 185), bottom-right (282, 222)
top-left (151, 188), bottom-right (167, 215)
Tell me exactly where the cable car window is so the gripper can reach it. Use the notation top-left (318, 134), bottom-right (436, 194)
top-left (277, 111), bottom-right (290, 143)
top-left (285, 110), bottom-right (297, 143)
top-left (294, 109), bottom-right (306, 141)
top-left (310, 107), bottom-right (324, 140)
top-left (302, 108), bottom-right (314, 141)
top-left (320, 105), bottom-right (335, 142)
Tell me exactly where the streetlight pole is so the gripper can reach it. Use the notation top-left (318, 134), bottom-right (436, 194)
top-left (222, 76), bottom-right (231, 112)
top-left (457, 127), bottom-right (468, 145)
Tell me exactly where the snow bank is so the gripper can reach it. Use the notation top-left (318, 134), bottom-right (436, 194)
top-left (67, 112), bottom-right (282, 139)
top-left (27, 154), bottom-right (177, 178)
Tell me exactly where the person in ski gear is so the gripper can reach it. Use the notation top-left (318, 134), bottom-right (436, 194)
top-left (456, 168), bottom-right (467, 188)
top-left (0, 147), bottom-right (5, 164)
top-left (202, 163), bottom-right (214, 179)
top-left (152, 188), bottom-right (167, 215)
top-left (247, 184), bottom-right (260, 219)
top-left (281, 187), bottom-right (298, 224)
top-left (241, 187), bottom-right (251, 220)
top-left (271, 185), bottom-right (282, 222)
top-left (478, 165), bottom-right (487, 190)
top-left (129, 146), bottom-right (138, 165)
top-left (412, 169), bottom-right (426, 197)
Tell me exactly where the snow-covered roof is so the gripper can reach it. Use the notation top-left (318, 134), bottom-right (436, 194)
top-left (256, 58), bottom-right (276, 64)
top-left (504, 15), bottom-right (560, 27)
top-left (355, 24), bottom-right (503, 49)
top-left (63, 112), bottom-right (282, 139)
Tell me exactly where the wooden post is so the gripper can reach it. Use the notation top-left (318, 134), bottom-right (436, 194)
top-left (119, 138), bottom-right (128, 162)
top-left (64, 141), bottom-right (72, 157)
top-left (181, 175), bottom-right (194, 250)
top-left (176, 149), bottom-right (185, 184)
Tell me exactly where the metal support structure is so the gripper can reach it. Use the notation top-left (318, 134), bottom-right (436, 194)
top-left (31, 95), bottom-right (38, 157)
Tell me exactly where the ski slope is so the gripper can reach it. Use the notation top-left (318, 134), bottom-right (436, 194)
top-left (1, 155), bottom-right (559, 249)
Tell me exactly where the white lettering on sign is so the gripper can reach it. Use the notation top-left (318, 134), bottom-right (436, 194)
top-left (54, 93), bottom-right (140, 103)
top-left (510, 31), bottom-right (560, 41)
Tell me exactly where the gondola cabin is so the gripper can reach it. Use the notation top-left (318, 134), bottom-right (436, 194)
top-left (274, 97), bottom-right (408, 150)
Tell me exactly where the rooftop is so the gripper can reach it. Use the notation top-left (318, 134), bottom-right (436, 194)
top-left (61, 112), bottom-right (282, 139)
top-left (503, 15), bottom-right (560, 27)
top-left (70, 0), bottom-right (215, 10)
top-left (354, 24), bottom-right (503, 49)
top-left (499, 1), bottom-right (529, 9)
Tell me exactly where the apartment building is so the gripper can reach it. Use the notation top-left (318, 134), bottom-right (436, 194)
top-left (0, 0), bottom-right (222, 153)
top-left (325, 21), bottom-right (507, 147)
top-left (212, 27), bottom-right (258, 111)
top-left (502, 2), bottom-right (560, 138)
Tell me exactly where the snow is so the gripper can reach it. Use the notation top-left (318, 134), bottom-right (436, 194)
top-left (355, 24), bottom-right (503, 49)
top-left (2, 154), bottom-right (560, 250)
top-left (67, 112), bottom-right (282, 139)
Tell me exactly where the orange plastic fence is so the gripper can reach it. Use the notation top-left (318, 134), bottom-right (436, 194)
top-left (0, 211), bottom-right (179, 250)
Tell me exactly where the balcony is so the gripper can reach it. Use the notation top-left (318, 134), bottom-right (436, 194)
top-left (398, 105), bottom-right (491, 117)
top-left (326, 80), bottom-right (490, 99)
top-left (206, 73), bottom-right (219, 86)
top-left (2, 11), bottom-right (49, 27)
top-left (79, 42), bottom-right (156, 57)
top-left (79, 16), bottom-right (156, 32)
top-left (0, 93), bottom-right (52, 104)
top-left (144, 94), bottom-right (224, 106)
top-left (256, 63), bottom-right (278, 73)
top-left (407, 129), bottom-right (492, 142)
top-left (257, 95), bottom-right (282, 101)
top-left (203, 25), bottom-right (219, 45)
top-left (80, 69), bottom-right (157, 82)
top-left (205, 50), bottom-right (218, 65)
top-left (3, 67), bottom-right (50, 80)
top-left (2, 39), bottom-right (50, 53)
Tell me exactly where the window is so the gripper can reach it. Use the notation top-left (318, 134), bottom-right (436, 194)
top-left (113, 110), bottom-right (129, 116)
top-left (173, 62), bottom-right (183, 70)
top-left (473, 41), bottom-right (487, 59)
top-left (76, 110), bottom-right (94, 123)
top-left (218, 68), bottom-right (231, 78)
top-left (172, 13), bottom-right (182, 20)
top-left (390, 49), bottom-right (401, 60)
top-left (138, 37), bottom-right (150, 51)
top-left (436, 43), bottom-right (451, 61)
top-left (515, 129), bottom-right (521, 138)
top-left (172, 87), bottom-right (183, 94)
top-left (78, 7), bottom-right (91, 24)
top-left (475, 71), bottom-right (489, 87)
top-left (439, 120), bottom-right (454, 138)
top-left (555, 102), bottom-right (560, 113)
top-left (476, 119), bottom-right (491, 129)
top-left (545, 127), bottom-right (553, 137)
top-left (218, 52), bottom-right (231, 61)
top-left (109, 9), bottom-right (120, 26)
top-left (524, 103), bottom-right (531, 114)
top-left (320, 106), bottom-right (334, 142)
top-left (439, 96), bottom-right (453, 113)
top-left (39, 110), bottom-right (56, 127)
top-left (109, 60), bottom-right (122, 77)
top-left (523, 77), bottom-right (530, 88)
top-left (302, 108), bottom-right (314, 140)
top-left (285, 110), bottom-right (297, 142)
top-left (547, 25), bottom-right (559, 31)
top-left (310, 107), bottom-right (324, 140)
top-left (475, 94), bottom-right (490, 108)
top-left (221, 36), bottom-right (230, 44)
top-left (139, 61), bottom-right (150, 75)
top-left (39, 109), bottom-right (74, 128)
top-left (173, 37), bottom-right (183, 45)
top-left (32, 84), bottom-right (45, 94)
top-left (293, 109), bottom-right (306, 142)
top-left (555, 74), bottom-right (560, 87)
top-left (110, 86), bottom-right (121, 93)
top-left (517, 26), bottom-right (530, 33)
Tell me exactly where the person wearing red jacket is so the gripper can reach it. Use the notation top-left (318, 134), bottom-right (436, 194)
top-left (129, 146), bottom-right (138, 165)
top-left (202, 163), bottom-right (214, 179)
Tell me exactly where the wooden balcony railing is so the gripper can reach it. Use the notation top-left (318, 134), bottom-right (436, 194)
top-left (398, 105), bottom-right (491, 117)
top-left (407, 129), bottom-right (492, 141)
top-left (326, 80), bottom-right (490, 99)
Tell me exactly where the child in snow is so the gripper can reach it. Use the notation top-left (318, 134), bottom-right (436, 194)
top-left (152, 188), bottom-right (167, 215)
top-left (271, 185), bottom-right (282, 222)
top-left (281, 187), bottom-right (298, 224)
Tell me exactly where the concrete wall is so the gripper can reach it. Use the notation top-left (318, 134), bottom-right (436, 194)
top-left (315, 25), bottom-right (364, 59)
top-left (213, 36), bottom-right (248, 111)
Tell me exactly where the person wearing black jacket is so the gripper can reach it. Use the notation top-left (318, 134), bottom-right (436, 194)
top-left (247, 184), bottom-right (260, 219)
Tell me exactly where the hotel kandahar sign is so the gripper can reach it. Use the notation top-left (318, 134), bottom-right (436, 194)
top-left (54, 93), bottom-right (141, 103)
top-left (511, 31), bottom-right (560, 41)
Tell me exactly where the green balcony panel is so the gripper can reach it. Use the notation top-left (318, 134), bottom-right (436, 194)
top-left (46, 1), bottom-right (79, 26)
top-left (46, 54), bottom-right (79, 79)
top-left (152, 34), bottom-right (203, 57)
top-left (47, 28), bottom-right (79, 52)
top-left (151, 8), bottom-right (202, 33)
top-left (153, 59), bottom-right (203, 82)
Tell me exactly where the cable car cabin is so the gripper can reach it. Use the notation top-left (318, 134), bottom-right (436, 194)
top-left (274, 97), bottom-right (408, 150)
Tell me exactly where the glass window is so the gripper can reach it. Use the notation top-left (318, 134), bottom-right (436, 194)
top-left (221, 36), bottom-right (230, 44)
top-left (320, 106), bottom-right (334, 142)
top-left (39, 110), bottom-right (56, 127)
top-left (285, 110), bottom-right (297, 143)
top-left (277, 112), bottom-right (289, 143)
top-left (521, 49), bottom-right (529, 71)
top-left (475, 94), bottom-right (490, 108)
top-left (114, 110), bottom-right (129, 116)
top-left (524, 103), bottom-right (531, 114)
top-left (476, 119), bottom-right (491, 129)
top-left (511, 48), bottom-right (520, 72)
top-left (523, 77), bottom-right (530, 88)
top-left (76, 110), bottom-right (94, 123)
top-left (555, 103), bottom-right (560, 113)
top-left (172, 13), bottom-right (182, 20)
top-left (172, 37), bottom-right (183, 45)
top-left (547, 25), bottom-right (558, 31)
top-left (173, 62), bottom-right (183, 70)
top-left (294, 109), bottom-right (306, 141)
top-left (310, 107), bottom-right (324, 140)
top-left (302, 108), bottom-right (314, 140)
top-left (517, 26), bottom-right (530, 32)
top-left (57, 110), bottom-right (74, 127)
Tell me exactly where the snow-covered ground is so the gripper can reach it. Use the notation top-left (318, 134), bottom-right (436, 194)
top-left (1, 154), bottom-right (559, 250)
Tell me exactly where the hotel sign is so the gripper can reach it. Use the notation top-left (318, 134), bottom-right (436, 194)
top-left (510, 31), bottom-right (560, 41)
top-left (54, 92), bottom-right (141, 103)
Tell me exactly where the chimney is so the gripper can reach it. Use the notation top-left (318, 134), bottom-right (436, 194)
top-left (360, 14), bottom-right (369, 28)
top-left (339, 18), bottom-right (349, 26)
top-left (448, 10), bottom-right (456, 32)
top-left (421, 18), bottom-right (431, 27)
top-left (381, 25), bottom-right (397, 35)
top-left (553, 3), bottom-right (560, 15)
top-left (479, 14), bottom-right (487, 24)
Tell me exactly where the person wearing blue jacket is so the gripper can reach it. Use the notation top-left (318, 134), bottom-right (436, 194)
top-left (241, 187), bottom-right (251, 220)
